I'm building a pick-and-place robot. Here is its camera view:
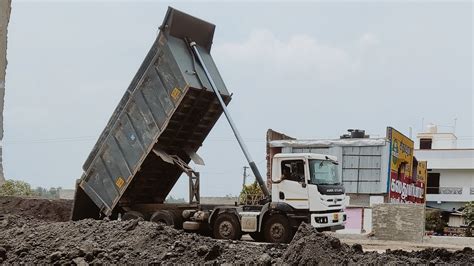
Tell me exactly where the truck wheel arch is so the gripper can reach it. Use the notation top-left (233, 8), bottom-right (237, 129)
top-left (209, 208), bottom-right (240, 229)
top-left (258, 202), bottom-right (294, 232)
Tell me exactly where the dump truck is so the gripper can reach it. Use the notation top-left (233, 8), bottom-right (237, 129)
top-left (72, 7), bottom-right (347, 243)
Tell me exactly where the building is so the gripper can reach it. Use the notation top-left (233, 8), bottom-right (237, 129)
top-left (414, 124), bottom-right (474, 212)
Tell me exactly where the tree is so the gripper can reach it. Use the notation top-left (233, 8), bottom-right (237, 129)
top-left (165, 195), bottom-right (186, 203)
top-left (462, 201), bottom-right (474, 237)
top-left (0, 179), bottom-right (33, 196)
top-left (425, 210), bottom-right (447, 234)
top-left (239, 181), bottom-right (264, 205)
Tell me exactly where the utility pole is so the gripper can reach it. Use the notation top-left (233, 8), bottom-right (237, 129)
top-left (0, 0), bottom-right (12, 185)
top-left (242, 166), bottom-right (249, 187)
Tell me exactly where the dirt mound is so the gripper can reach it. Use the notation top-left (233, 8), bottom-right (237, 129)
top-left (0, 196), bottom-right (71, 222)
top-left (0, 196), bottom-right (472, 264)
top-left (282, 223), bottom-right (473, 265)
top-left (0, 219), bottom-right (285, 264)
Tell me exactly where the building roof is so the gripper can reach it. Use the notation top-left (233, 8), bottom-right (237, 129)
top-left (269, 138), bottom-right (388, 148)
top-left (274, 153), bottom-right (338, 161)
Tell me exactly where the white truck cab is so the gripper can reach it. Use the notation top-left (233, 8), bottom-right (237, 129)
top-left (181, 152), bottom-right (347, 243)
top-left (271, 153), bottom-right (347, 229)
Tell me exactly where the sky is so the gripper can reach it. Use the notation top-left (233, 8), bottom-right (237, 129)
top-left (4, 1), bottom-right (473, 198)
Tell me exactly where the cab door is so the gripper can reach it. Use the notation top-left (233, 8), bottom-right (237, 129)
top-left (274, 159), bottom-right (309, 209)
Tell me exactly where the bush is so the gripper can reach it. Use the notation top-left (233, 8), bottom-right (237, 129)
top-left (0, 179), bottom-right (33, 196)
top-left (462, 201), bottom-right (473, 237)
top-left (425, 210), bottom-right (447, 234)
top-left (34, 186), bottom-right (62, 199)
top-left (239, 181), bottom-right (264, 205)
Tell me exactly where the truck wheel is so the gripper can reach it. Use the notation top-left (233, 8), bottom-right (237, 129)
top-left (263, 214), bottom-right (292, 243)
top-left (249, 231), bottom-right (265, 242)
top-left (122, 211), bottom-right (144, 221)
top-left (150, 210), bottom-right (176, 227)
top-left (213, 213), bottom-right (242, 240)
top-left (169, 210), bottom-right (184, 229)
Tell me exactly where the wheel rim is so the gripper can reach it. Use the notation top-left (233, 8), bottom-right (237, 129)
top-left (270, 222), bottom-right (285, 240)
top-left (219, 221), bottom-right (234, 238)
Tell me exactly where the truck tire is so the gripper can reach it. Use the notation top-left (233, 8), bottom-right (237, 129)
top-left (249, 231), bottom-right (265, 242)
top-left (122, 211), bottom-right (144, 221)
top-left (150, 210), bottom-right (176, 228)
top-left (213, 213), bottom-right (242, 240)
top-left (169, 210), bottom-right (184, 229)
top-left (263, 214), bottom-right (293, 243)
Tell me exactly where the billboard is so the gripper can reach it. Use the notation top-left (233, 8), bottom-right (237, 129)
top-left (387, 127), bottom-right (426, 204)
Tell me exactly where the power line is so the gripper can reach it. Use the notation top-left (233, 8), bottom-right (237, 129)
top-left (5, 134), bottom-right (473, 145)
top-left (3, 135), bottom-right (268, 144)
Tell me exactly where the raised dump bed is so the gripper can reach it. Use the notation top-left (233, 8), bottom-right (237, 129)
top-left (72, 7), bottom-right (230, 220)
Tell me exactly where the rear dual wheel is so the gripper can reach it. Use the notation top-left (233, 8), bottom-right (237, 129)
top-left (122, 211), bottom-right (144, 221)
top-left (150, 210), bottom-right (183, 229)
top-left (213, 213), bottom-right (242, 240)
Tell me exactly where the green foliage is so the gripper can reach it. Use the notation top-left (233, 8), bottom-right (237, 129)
top-left (0, 179), bottom-right (33, 196)
top-left (34, 186), bottom-right (62, 199)
top-left (425, 210), bottom-right (447, 234)
top-left (165, 195), bottom-right (186, 203)
top-left (0, 180), bottom-right (64, 199)
top-left (239, 181), bottom-right (264, 205)
top-left (462, 201), bottom-right (474, 237)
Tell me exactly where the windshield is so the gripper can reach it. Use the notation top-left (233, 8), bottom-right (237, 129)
top-left (308, 159), bottom-right (340, 185)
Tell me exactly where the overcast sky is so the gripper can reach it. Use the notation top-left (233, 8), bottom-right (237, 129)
top-left (4, 1), bottom-right (473, 198)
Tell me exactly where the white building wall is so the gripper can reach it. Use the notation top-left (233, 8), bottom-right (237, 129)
top-left (427, 169), bottom-right (474, 202)
top-left (425, 168), bottom-right (474, 210)
top-left (437, 169), bottom-right (474, 188)
top-left (363, 208), bottom-right (372, 233)
top-left (415, 149), bottom-right (474, 169)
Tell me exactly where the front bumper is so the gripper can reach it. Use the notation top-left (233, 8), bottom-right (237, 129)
top-left (310, 212), bottom-right (346, 228)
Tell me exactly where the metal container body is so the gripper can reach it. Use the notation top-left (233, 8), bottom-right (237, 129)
top-left (73, 7), bottom-right (230, 218)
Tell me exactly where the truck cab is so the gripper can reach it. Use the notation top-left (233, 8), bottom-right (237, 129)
top-left (270, 153), bottom-right (347, 230)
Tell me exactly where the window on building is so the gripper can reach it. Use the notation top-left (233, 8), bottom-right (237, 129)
top-left (427, 172), bottom-right (440, 194)
top-left (420, 138), bottom-right (432, 149)
top-left (412, 158), bottom-right (418, 183)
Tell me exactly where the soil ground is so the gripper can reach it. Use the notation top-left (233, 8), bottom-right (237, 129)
top-left (0, 196), bottom-right (472, 264)
top-left (334, 236), bottom-right (473, 253)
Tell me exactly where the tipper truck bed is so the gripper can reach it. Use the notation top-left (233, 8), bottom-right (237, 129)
top-left (72, 7), bottom-right (230, 220)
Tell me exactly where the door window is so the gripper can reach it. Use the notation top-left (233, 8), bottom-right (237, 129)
top-left (280, 160), bottom-right (305, 182)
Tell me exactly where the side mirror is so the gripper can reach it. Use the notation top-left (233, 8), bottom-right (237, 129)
top-left (301, 182), bottom-right (307, 188)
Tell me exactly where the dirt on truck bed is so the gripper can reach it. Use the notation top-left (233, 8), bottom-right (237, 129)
top-left (0, 196), bottom-right (472, 264)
